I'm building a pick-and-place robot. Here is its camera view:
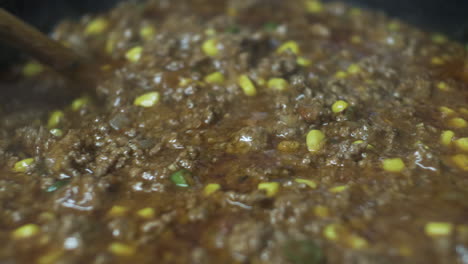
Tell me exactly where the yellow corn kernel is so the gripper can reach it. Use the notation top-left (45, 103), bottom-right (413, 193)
top-left (306, 129), bottom-right (325, 153)
top-left (329, 185), bottom-right (348, 193)
top-left (353, 140), bottom-right (374, 149)
top-left (204, 183), bottom-right (221, 196)
top-left (431, 57), bottom-right (444, 65)
top-left (440, 130), bottom-right (455, 146)
top-left (347, 64), bottom-right (361, 74)
top-left (134, 92), bottom-right (160, 108)
top-left (49, 128), bottom-right (63, 137)
top-left (332, 100), bottom-right (349, 113)
top-left (38, 250), bottom-right (63, 264)
top-left (452, 154), bottom-right (468, 171)
top-left (305, 0), bottom-right (324, 13)
top-left (108, 205), bottom-right (128, 217)
top-left (448, 117), bottom-right (468, 128)
top-left (22, 62), bottom-right (43, 77)
top-left (295, 178), bottom-right (317, 189)
top-left (258, 182), bottom-right (280, 197)
top-left (277, 140), bottom-right (300, 152)
top-left (108, 242), bottom-right (136, 257)
top-left (238, 75), bottom-right (257, 96)
top-left (136, 208), bottom-right (155, 219)
top-left (431, 34), bottom-right (447, 44)
top-left (71, 97), bottom-right (91, 111)
top-left (47, 110), bottom-right (64, 128)
top-left (454, 138), bottom-right (468, 152)
top-left (323, 224), bottom-right (340, 241)
top-left (125, 46), bottom-right (143, 63)
top-left (85, 18), bottom-right (109, 35)
top-left (439, 106), bottom-right (456, 116)
top-left (425, 222), bottom-right (453, 237)
top-left (346, 234), bottom-right (368, 249)
top-left (382, 158), bottom-right (406, 173)
top-left (437, 82), bottom-right (450, 92)
top-left (350, 35), bottom-right (362, 44)
top-left (139, 25), bottom-right (156, 41)
top-left (296, 57), bottom-right (312, 66)
top-left (204, 72), bottom-right (225, 84)
top-left (314, 205), bottom-right (330, 218)
top-left (13, 158), bottom-right (35, 173)
top-left (267, 78), bottom-right (289, 91)
top-left (202, 38), bottom-right (219, 57)
top-left (12, 224), bottom-right (40, 239)
top-left (178, 77), bottom-right (192, 87)
top-left (335, 71), bottom-right (348, 79)
top-left (277, 41), bottom-right (300, 55)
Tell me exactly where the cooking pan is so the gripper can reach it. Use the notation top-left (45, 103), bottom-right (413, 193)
top-left (1, 0), bottom-right (468, 69)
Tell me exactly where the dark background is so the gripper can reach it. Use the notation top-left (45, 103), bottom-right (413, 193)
top-left (1, 0), bottom-right (468, 68)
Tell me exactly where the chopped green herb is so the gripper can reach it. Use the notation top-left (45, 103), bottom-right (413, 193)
top-left (264, 22), bottom-right (279, 31)
top-left (226, 25), bottom-right (240, 34)
top-left (46, 179), bottom-right (71, 193)
top-left (284, 240), bottom-right (324, 264)
top-left (344, 105), bottom-right (357, 119)
top-left (170, 169), bottom-right (191, 187)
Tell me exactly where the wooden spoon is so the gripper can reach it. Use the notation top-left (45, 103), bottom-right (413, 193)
top-left (0, 8), bottom-right (99, 91)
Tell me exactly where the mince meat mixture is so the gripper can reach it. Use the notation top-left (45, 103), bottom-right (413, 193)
top-left (1, 0), bottom-right (468, 263)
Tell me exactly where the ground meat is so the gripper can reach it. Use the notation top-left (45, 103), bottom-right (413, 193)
top-left (227, 220), bottom-right (272, 261)
top-left (0, 0), bottom-right (468, 263)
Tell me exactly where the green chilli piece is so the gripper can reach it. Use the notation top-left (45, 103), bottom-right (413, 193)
top-left (170, 169), bottom-right (191, 187)
top-left (226, 25), bottom-right (240, 34)
top-left (46, 179), bottom-right (71, 193)
top-left (284, 239), bottom-right (324, 264)
top-left (264, 22), bottom-right (279, 31)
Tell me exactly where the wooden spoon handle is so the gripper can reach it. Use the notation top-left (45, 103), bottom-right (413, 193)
top-left (0, 8), bottom-right (89, 78)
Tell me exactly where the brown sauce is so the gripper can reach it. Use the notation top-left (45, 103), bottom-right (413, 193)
top-left (1, 0), bottom-right (468, 263)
